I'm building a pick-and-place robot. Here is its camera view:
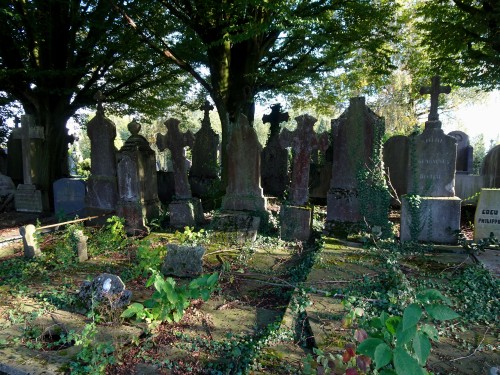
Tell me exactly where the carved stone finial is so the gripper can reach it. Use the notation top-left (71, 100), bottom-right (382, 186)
top-left (128, 119), bottom-right (141, 136)
top-left (93, 91), bottom-right (106, 114)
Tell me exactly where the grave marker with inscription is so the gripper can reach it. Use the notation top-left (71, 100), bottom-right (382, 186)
top-left (53, 178), bottom-right (86, 218)
top-left (401, 76), bottom-right (461, 244)
top-left (474, 189), bottom-right (500, 241)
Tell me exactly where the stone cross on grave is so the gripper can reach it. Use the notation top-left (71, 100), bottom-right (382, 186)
top-left (94, 90), bottom-right (105, 114)
top-left (419, 75), bottom-right (451, 125)
top-left (201, 100), bottom-right (214, 121)
top-left (263, 103), bottom-right (289, 139)
top-left (156, 118), bottom-right (194, 199)
top-left (280, 114), bottom-right (329, 206)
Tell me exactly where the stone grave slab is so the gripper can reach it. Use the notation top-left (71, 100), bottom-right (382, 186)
top-left (161, 244), bottom-right (205, 277)
top-left (14, 184), bottom-right (43, 213)
top-left (400, 196), bottom-right (461, 244)
top-left (168, 198), bottom-right (204, 228)
top-left (211, 211), bottom-right (261, 244)
top-left (280, 205), bottom-right (313, 242)
top-left (383, 135), bottom-right (409, 204)
top-left (474, 188), bottom-right (500, 241)
top-left (482, 145), bottom-right (500, 188)
top-left (53, 178), bottom-right (86, 218)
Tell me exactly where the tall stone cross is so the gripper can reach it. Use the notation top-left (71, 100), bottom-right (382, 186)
top-left (156, 118), bottom-right (194, 199)
top-left (263, 103), bottom-right (289, 139)
top-left (419, 75), bottom-right (451, 123)
top-left (280, 114), bottom-right (329, 205)
top-left (17, 115), bottom-right (44, 185)
top-left (201, 100), bottom-right (214, 123)
top-left (94, 90), bottom-right (105, 114)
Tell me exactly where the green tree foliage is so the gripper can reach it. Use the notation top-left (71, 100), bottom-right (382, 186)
top-left (118, 0), bottom-right (399, 185)
top-left (416, 0), bottom-right (500, 90)
top-left (0, 0), bottom-right (190, 207)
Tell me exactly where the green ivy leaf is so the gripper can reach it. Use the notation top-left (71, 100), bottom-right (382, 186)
top-left (403, 303), bottom-right (422, 331)
top-left (417, 289), bottom-right (450, 304)
top-left (357, 338), bottom-right (384, 358)
top-left (393, 347), bottom-right (425, 375)
top-left (207, 272), bottom-right (219, 286)
top-left (379, 369), bottom-right (398, 375)
top-left (412, 331), bottom-right (431, 365)
top-left (374, 343), bottom-right (392, 369)
top-left (425, 304), bottom-right (460, 321)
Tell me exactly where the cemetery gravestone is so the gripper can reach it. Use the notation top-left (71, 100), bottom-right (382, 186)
top-left (189, 101), bottom-right (220, 198)
top-left (482, 144), bottom-right (500, 188)
top-left (0, 173), bottom-right (15, 211)
top-left (20, 224), bottom-right (40, 258)
top-left (85, 92), bottom-right (118, 216)
top-left (72, 229), bottom-right (89, 262)
top-left (280, 114), bottom-right (328, 241)
top-left (157, 118), bottom-right (203, 227)
top-left (309, 143), bottom-right (333, 202)
top-left (78, 273), bottom-right (132, 310)
top-left (222, 114), bottom-right (267, 212)
top-left (400, 76), bottom-right (461, 244)
top-left (474, 189), bottom-right (500, 241)
top-left (383, 135), bottom-right (409, 205)
top-left (14, 115), bottom-right (44, 213)
top-left (448, 130), bottom-right (473, 174)
top-left (327, 97), bottom-right (385, 222)
top-left (53, 178), bottom-right (86, 218)
top-left (161, 244), bottom-right (205, 278)
top-left (0, 148), bottom-right (7, 175)
top-left (261, 104), bottom-right (289, 198)
top-left (117, 120), bottom-right (160, 235)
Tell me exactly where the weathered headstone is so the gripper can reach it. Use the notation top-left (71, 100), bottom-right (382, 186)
top-left (157, 171), bottom-right (176, 204)
top-left (156, 118), bottom-right (203, 227)
top-left (53, 178), bottom-right (86, 218)
top-left (85, 92), bottom-right (118, 216)
top-left (0, 172), bottom-right (15, 212)
top-left (78, 273), bottom-right (132, 310)
top-left (117, 120), bottom-right (160, 235)
top-left (309, 143), bottom-right (333, 202)
top-left (401, 76), bottom-right (461, 244)
top-left (161, 244), bottom-right (205, 277)
top-left (71, 229), bottom-right (89, 262)
top-left (383, 135), bottom-right (409, 205)
top-left (280, 114), bottom-right (328, 241)
top-left (221, 114), bottom-right (267, 212)
top-left (20, 224), bottom-right (40, 258)
top-left (211, 211), bottom-right (261, 244)
top-left (474, 189), bottom-right (500, 241)
top-left (482, 144), bottom-right (500, 188)
top-left (327, 97), bottom-right (385, 222)
top-left (189, 101), bottom-right (220, 198)
top-left (261, 104), bottom-right (289, 198)
top-left (448, 130), bottom-right (473, 174)
top-left (14, 115), bottom-right (44, 213)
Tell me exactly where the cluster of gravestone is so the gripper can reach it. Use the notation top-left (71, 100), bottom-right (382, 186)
top-left (1, 77), bottom-right (500, 244)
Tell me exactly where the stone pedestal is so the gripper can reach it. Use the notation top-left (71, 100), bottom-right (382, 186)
top-left (169, 198), bottom-right (204, 228)
top-left (211, 211), bottom-right (261, 244)
top-left (280, 205), bottom-right (313, 242)
top-left (400, 196), bottom-right (461, 244)
top-left (221, 193), bottom-right (267, 212)
top-left (15, 184), bottom-right (43, 213)
top-left (474, 189), bottom-right (500, 241)
top-left (327, 188), bottom-right (360, 222)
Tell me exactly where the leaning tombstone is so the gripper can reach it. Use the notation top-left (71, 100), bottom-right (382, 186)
top-left (189, 101), bottom-right (220, 201)
top-left (14, 115), bottom-right (44, 212)
top-left (85, 92), bottom-right (118, 217)
top-left (383, 135), bottom-right (409, 206)
top-left (116, 120), bottom-right (160, 235)
top-left (474, 189), bottom-right (500, 242)
top-left (161, 244), bottom-right (205, 278)
top-left (280, 114), bottom-right (329, 241)
top-left (157, 118), bottom-right (203, 227)
top-left (78, 273), bottom-right (132, 310)
top-left (261, 103), bottom-right (290, 198)
top-left (53, 178), bottom-right (87, 218)
top-left (400, 76), bottom-right (461, 244)
top-left (71, 229), bottom-right (88, 262)
top-left (20, 224), bottom-right (41, 258)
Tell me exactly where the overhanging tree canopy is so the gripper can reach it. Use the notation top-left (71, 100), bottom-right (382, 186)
top-left (0, 0), bottom-right (191, 208)
top-left (118, 0), bottom-right (399, 185)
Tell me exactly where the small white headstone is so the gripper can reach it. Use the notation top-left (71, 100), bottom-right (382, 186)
top-left (474, 189), bottom-right (500, 241)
